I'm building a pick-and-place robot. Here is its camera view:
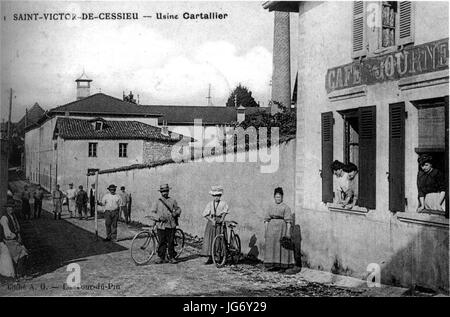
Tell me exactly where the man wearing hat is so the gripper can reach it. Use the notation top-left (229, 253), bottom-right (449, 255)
top-left (97, 184), bottom-right (123, 242)
top-left (149, 184), bottom-right (182, 264)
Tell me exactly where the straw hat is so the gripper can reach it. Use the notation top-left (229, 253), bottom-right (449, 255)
top-left (209, 185), bottom-right (223, 196)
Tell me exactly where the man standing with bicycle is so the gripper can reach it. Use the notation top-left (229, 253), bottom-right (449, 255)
top-left (149, 184), bottom-right (182, 264)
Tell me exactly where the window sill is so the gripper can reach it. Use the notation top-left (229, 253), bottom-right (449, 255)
top-left (396, 212), bottom-right (448, 229)
top-left (327, 203), bottom-right (369, 216)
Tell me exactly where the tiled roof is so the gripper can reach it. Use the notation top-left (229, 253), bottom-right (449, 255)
top-left (15, 103), bottom-right (46, 132)
top-left (50, 93), bottom-right (162, 117)
top-left (54, 117), bottom-right (183, 142)
top-left (149, 105), bottom-right (238, 125)
top-left (49, 92), bottom-right (270, 125)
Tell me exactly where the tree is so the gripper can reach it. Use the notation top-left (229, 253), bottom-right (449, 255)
top-left (226, 84), bottom-right (259, 108)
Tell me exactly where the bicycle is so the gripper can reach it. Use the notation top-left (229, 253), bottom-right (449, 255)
top-left (130, 222), bottom-right (185, 265)
top-left (211, 220), bottom-right (241, 267)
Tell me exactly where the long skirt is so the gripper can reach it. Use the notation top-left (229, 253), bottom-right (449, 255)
top-left (0, 242), bottom-right (15, 277)
top-left (201, 221), bottom-right (222, 256)
top-left (4, 239), bottom-right (29, 264)
top-left (424, 193), bottom-right (446, 212)
top-left (264, 219), bottom-right (295, 269)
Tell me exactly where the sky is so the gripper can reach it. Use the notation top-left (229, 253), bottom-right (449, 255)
top-left (0, 0), bottom-right (291, 122)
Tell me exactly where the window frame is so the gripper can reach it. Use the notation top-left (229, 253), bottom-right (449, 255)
top-left (88, 142), bottom-right (98, 158)
top-left (351, 1), bottom-right (415, 59)
top-left (412, 97), bottom-right (449, 218)
top-left (119, 143), bottom-right (128, 158)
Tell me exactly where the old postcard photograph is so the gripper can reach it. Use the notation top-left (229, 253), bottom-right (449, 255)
top-left (0, 0), bottom-right (448, 300)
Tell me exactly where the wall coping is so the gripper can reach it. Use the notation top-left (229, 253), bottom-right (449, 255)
top-left (88, 138), bottom-right (296, 175)
top-left (327, 85), bottom-right (367, 101)
top-left (398, 69), bottom-right (449, 91)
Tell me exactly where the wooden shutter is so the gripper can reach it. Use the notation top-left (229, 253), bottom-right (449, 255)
top-left (358, 106), bottom-right (376, 209)
top-left (321, 112), bottom-right (334, 203)
top-left (389, 103), bottom-right (405, 212)
top-left (352, 1), bottom-right (367, 58)
top-left (396, 1), bottom-right (415, 46)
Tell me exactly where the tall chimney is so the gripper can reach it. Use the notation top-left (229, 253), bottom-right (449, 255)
top-left (271, 11), bottom-right (291, 115)
top-left (75, 71), bottom-right (93, 100)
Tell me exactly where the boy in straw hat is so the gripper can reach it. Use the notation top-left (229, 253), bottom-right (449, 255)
top-left (201, 185), bottom-right (229, 264)
top-left (149, 184), bottom-right (182, 264)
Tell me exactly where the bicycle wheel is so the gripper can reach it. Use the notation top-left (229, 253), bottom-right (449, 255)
top-left (230, 234), bottom-right (241, 264)
top-left (131, 231), bottom-right (156, 265)
top-left (174, 228), bottom-right (185, 259)
top-left (212, 234), bottom-right (227, 267)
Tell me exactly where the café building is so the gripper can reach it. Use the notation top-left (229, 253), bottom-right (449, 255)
top-left (265, 1), bottom-right (449, 292)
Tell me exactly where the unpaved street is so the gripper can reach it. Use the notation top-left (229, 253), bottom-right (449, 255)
top-left (0, 180), bottom-right (414, 297)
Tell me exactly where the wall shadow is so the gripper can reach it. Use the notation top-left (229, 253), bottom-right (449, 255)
top-left (378, 220), bottom-right (449, 294)
top-left (19, 209), bottom-right (127, 278)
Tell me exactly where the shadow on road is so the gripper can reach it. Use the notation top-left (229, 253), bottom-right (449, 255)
top-left (20, 209), bottom-right (127, 278)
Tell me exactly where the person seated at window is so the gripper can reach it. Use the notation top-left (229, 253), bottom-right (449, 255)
top-left (330, 160), bottom-right (349, 206)
top-left (340, 163), bottom-right (359, 209)
top-left (416, 154), bottom-right (446, 212)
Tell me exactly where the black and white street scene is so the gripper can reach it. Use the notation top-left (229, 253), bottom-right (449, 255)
top-left (0, 0), bottom-right (448, 298)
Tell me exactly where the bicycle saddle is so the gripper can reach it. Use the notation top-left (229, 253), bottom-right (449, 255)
top-left (226, 220), bottom-right (238, 227)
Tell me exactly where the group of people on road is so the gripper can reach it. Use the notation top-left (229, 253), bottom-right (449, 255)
top-left (119, 182), bottom-right (300, 274)
top-left (51, 183), bottom-right (132, 222)
top-left (19, 185), bottom-right (45, 220)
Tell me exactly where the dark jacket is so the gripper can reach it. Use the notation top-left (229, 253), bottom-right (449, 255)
top-left (417, 168), bottom-right (446, 198)
top-left (76, 190), bottom-right (88, 205)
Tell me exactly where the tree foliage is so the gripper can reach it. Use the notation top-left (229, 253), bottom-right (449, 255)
top-left (226, 84), bottom-right (259, 108)
top-left (236, 101), bottom-right (296, 141)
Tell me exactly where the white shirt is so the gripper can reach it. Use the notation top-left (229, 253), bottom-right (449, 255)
top-left (101, 193), bottom-right (122, 211)
top-left (334, 172), bottom-right (349, 193)
top-left (66, 188), bottom-right (77, 200)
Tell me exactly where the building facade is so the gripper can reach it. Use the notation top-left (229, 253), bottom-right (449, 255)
top-left (266, 1), bottom-right (449, 292)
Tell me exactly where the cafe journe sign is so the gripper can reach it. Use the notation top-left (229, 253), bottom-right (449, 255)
top-left (326, 38), bottom-right (448, 93)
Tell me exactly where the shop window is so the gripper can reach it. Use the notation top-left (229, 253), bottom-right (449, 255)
top-left (413, 97), bottom-right (449, 217)
top-left (88, 142), bottom-right (97, 158)
top-left (321, 106), bottom-right (377, 209)
top-left (352, 1), bottom-right (414, 58)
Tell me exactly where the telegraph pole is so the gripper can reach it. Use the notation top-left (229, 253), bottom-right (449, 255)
top-left (6, 88), bottom-right (13, 173)
top-left (206, 84), bottom-right (212, 106)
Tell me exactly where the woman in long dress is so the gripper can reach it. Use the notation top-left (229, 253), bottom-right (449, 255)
top-left (1, 202), bottom-right (29, 278)
top-left (201, 186), bottom-right (229, 264)
top-left (0, 203), bottom-right (17, 278)
top-left (264, 187), bottom-right (295, 272)
top-left (0, 205), bottom-right (15, 278)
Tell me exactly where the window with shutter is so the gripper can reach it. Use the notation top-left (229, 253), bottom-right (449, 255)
top-left (321, 112), bottom-right (334, 203)
top-left (396, 1), bottom-right (415, 46)
top-left (352, 1), bottom-right (367, 58)
top-left (358, 106), bottom-right (376, 209)
top-left (389, 103), bottom-right (405, 212)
